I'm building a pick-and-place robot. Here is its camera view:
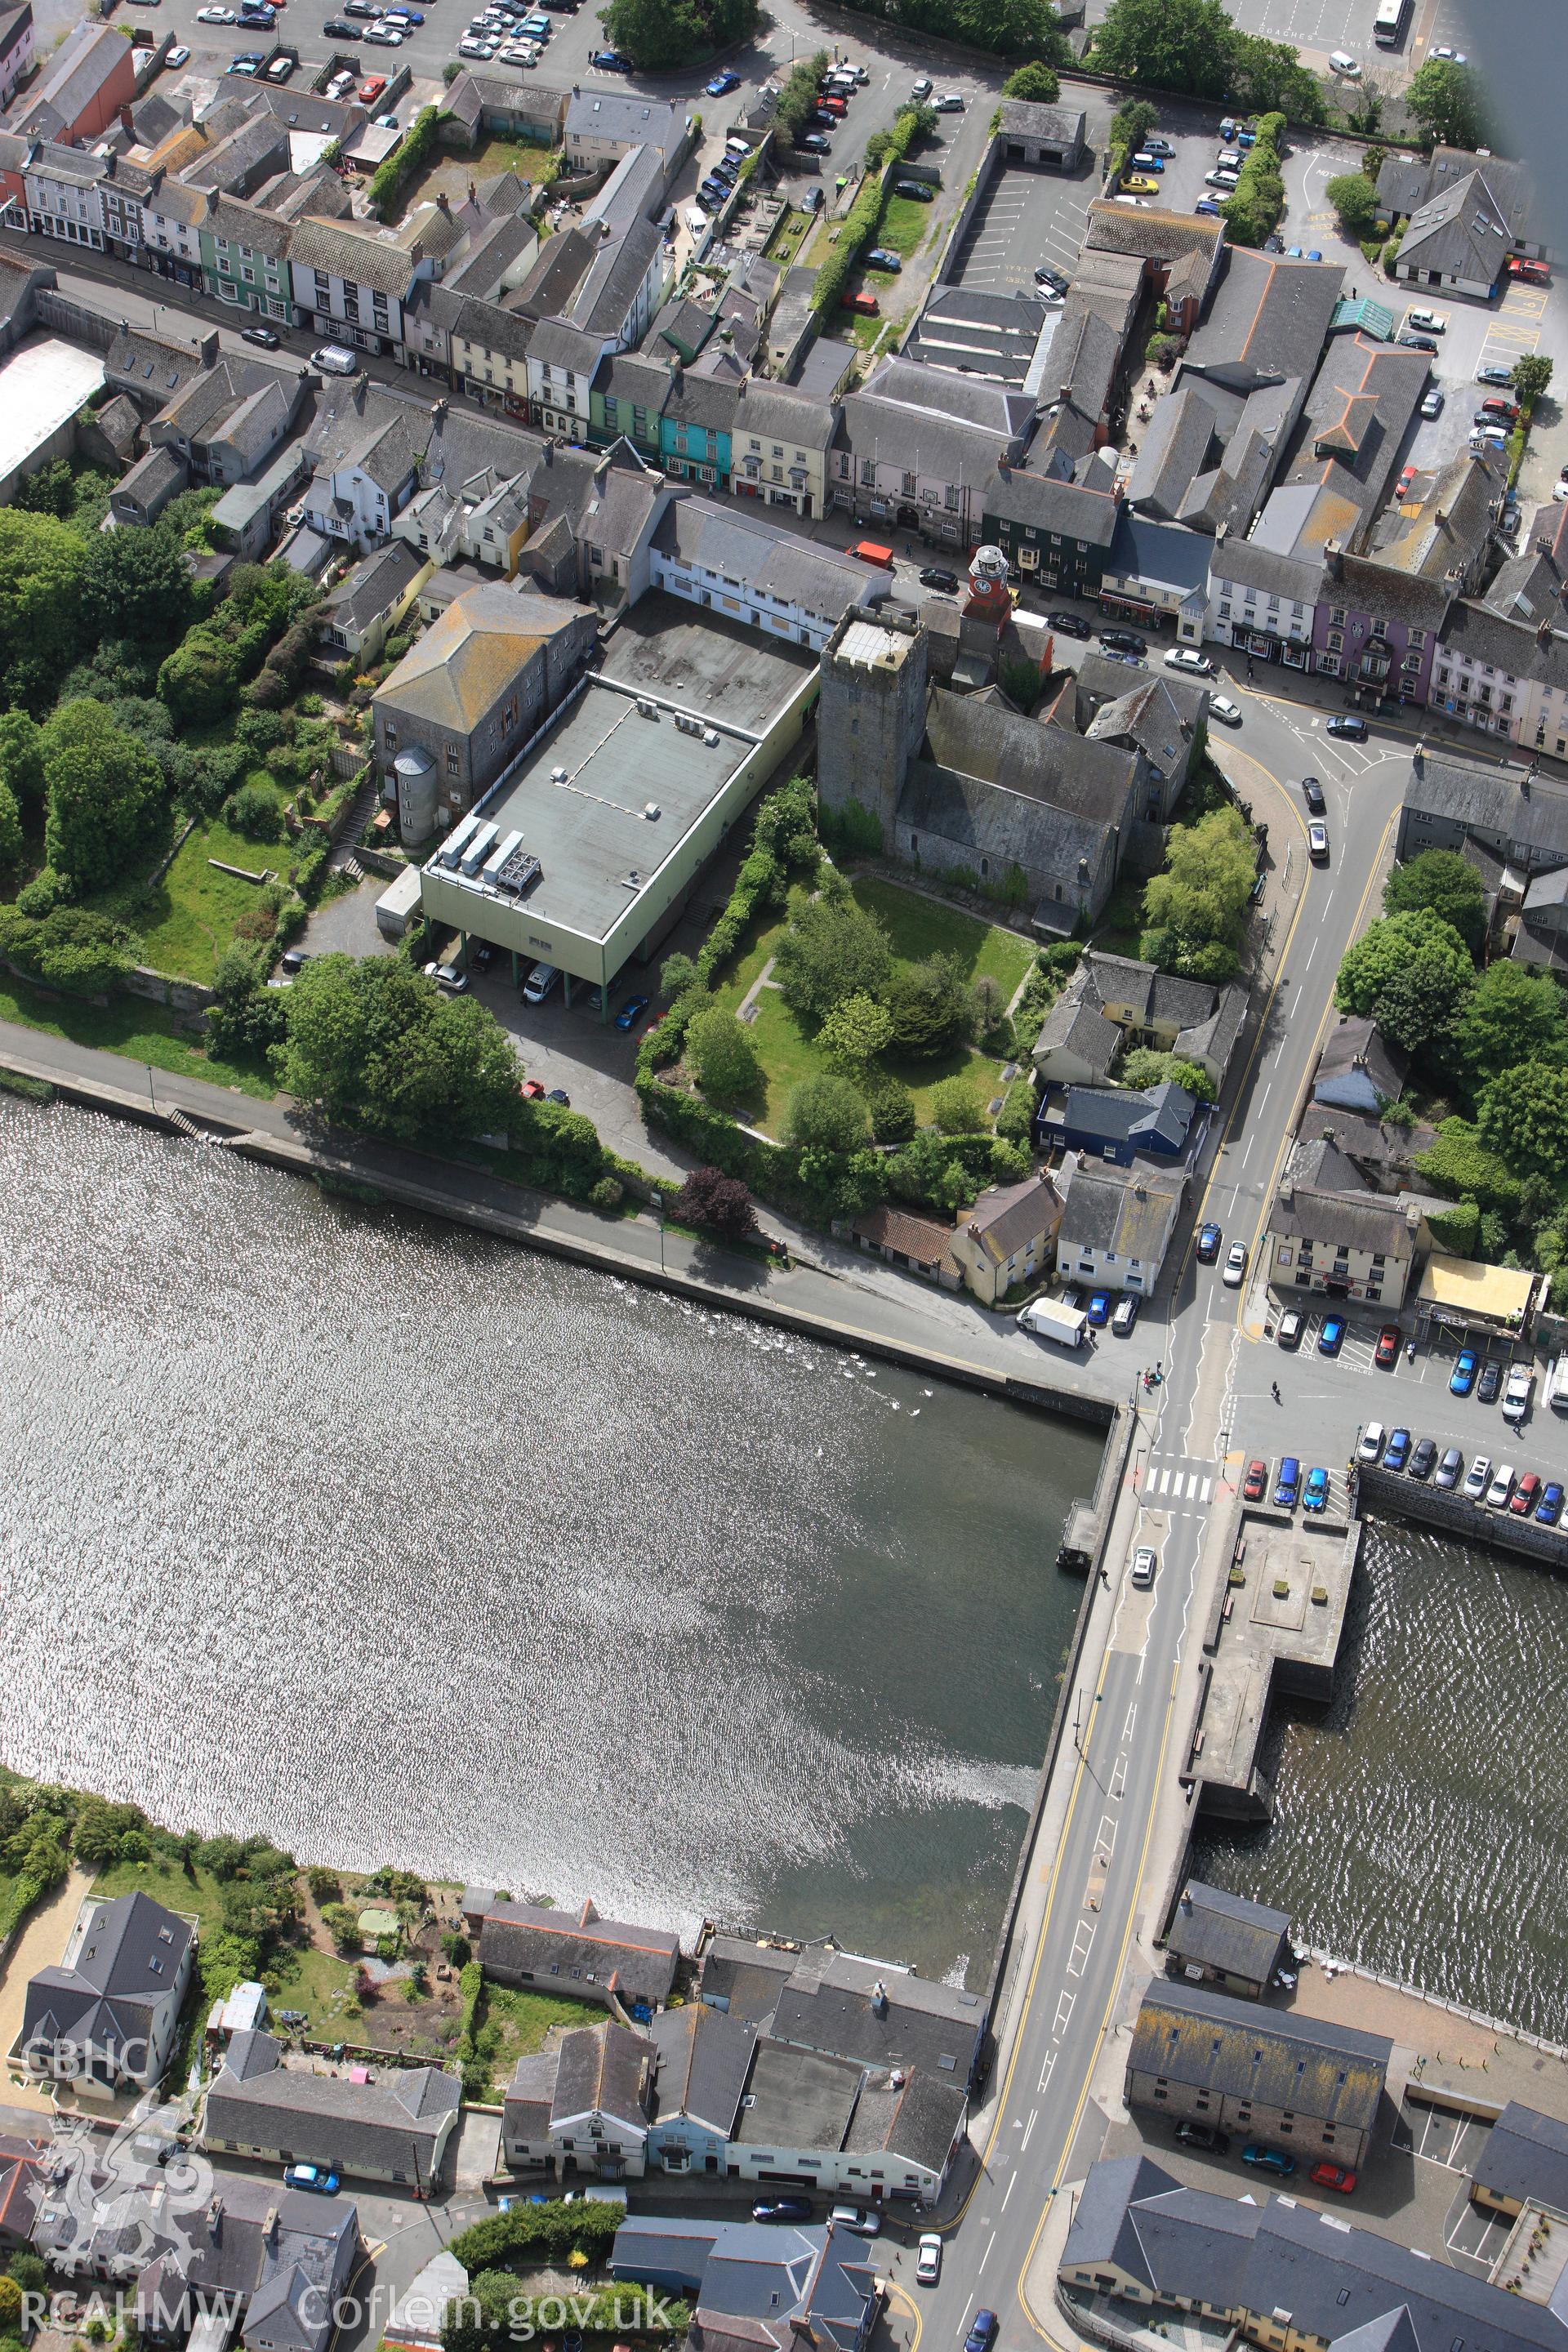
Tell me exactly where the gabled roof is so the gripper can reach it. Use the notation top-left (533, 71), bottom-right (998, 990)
top-left (1166, 1880), bottom-right (1291, 1980)
top-left (1129, 1976), bottom-right (1389, 2131)
top-left (1057, 1158), bottom-right (1184, 1258)
top-left (477, 1894), bottom-right (681, 2005)
top-left (960, 1174), bottom-right (1062, 1266)
top-left (1472, 2101), bottom-right (1568, 2211)
top-left (203, 2033), bottom-right (459, 2178)
top-left (649, 2001), bottom-right (756, 2140)
top-left (291, 216), bottom-right (421, 297)
top-left (376, 582), bottom-right (590, 735)
top-left (551, 2021), bottom-right (652, 2132)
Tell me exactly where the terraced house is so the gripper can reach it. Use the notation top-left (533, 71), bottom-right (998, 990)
top-left (199, 195), bottom-right (294, 324)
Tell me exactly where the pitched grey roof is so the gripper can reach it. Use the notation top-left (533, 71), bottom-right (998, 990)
top-left (960, 1174), bottom-right (1062, 1264)
top-left (984, 452), bottom-right (1121, 547)
top-left (20, 1891), bottom-right (192, 2069)
top-left (1058, 1160), bottom-right (1183, 1261)
top-left (997, 96), bottom-right (1085, 147)
top-left (528, 316), bottom-right (608, 375)
top-left (649, 2001), bottom-right (756, 2139)
top-left (664, 363), bottom-right (741, 431)
top-left (291, 217), bottom-right (419, 296)
top-left (924, 687), bottom-right (1138, 830)
top-left (1185, 247), bottom-right (1345, 392)
top-left (906, 282), bottom-right (1049, 386)
top-left (1315, 1012), bottom-right (1407, 1099)
top-left (768, 1948), bottom-right (984, 2080)
top-left (1398, 163), bottom-right (1513, 287)
top-left (1404, 751), bottom-right (1568, 865)
top-left (319, 539), bottom-right (425, 630)
top-left (654, 497), bottom-right (868, 620)
top-left (733, 376), bottom-right (836, 454)
top-left (1441, 598), bottom-right (1568, 695)
top-left (1085, 199), bottom-right (1225, 269)
top-left (564, 88), bottom-right (685, 156)
top-left (203, 2032), bottom-right (459, 2180)
top-left (1270, 1182), bottom-right (1421, 1258)
top-left (550, 2021), bottom-right (652, 2129)
top-left (1210, 530), bottom-right (1325, 605)
top-left (1166, 1880), bottom-right (1291, 1981)
top-left (1128, 384), bottom-right (1222, 520)
top-left (1057, 1081), bottom-right (1196, 1152)
top-left (1129, 1977), bottom-right (1389, 2132)
top-left (477, 1898), bottom-right (680, 2005)
top-left (1472, 2101), bottom-right (1568, 2211)
top-left (452, 292), bottom-right (535, 363)
top-left (1034, 989), bottom-right (1121, 1076)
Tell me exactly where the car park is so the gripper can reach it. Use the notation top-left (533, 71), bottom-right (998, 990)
top-left (1308, 821), bottom-right (1329, 862)
top-left (1536, 1481), bottom-right (1564, 1524)
top-left (1326, 715), bottom-right (1366, 739)
top-left (1409, 1437), bottom-right (1438, 1481)
top-left (1209, 694), bottom-right (1242, 724)
top-left (1374, 1324), bottom-right (1400, 1367)
top-left (1357, 1423), bottom-right (1386, 1464)
top-left (1243, 2145), bottom-right (1296, 2175)
top-left (1511, 1472), bottom-right (1543, 1517)
top-left (1318, 1316), bottom-right (1345, 1355)
top-left (1486, 1462), bottom-right (1517, 1510)
top-left (1384, 1428), bottom-right (1411, 1472)
top-left (614, 993), bottom-right (650, 1030)
top-left (1450, 1348), bottom-right (1479, 1395)
top-left (1165, 647), bottom-right (1214, 675)
top-left (1205, 168), bottom-right (1241, 189)
top-left (866, 247), bottom-right (902, 271)
top-left (1303, 1467), bottom-right (1330, 1512)
top-left (915, 2236), bottom-right (942, 2287)
top-left (1478, 1360), bottom-right (1503, 1405)
top-left (1277, 1307), bottom-right (1303, 1348)
top-left (1130, 1546), bottom-right (1157, 1588)
top-left (1196, 1221), bottom-right (1221, 1262)
top-left (1274, 1457), bottom-right (1301, 1508)
top-left (1131, 151), bottom-right (1165, 171)
top-left (1310, 2163), bottom-right (1357, 2194)
top-left (1125, 175), bottom-right (1161, 194)
top-left (753, 2198), bottom-right (813, 2222)
top-left (1111, 1294), bottom-right (1139, 1336)
top-left (1243, 1459), bottom-right (1268, 1502)
top-left (1223, 1241), bottom-right (1248, 1288)
top-left (1463, 1454), bottom-right (1492, 1501)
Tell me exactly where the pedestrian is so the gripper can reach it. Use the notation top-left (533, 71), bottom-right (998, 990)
top-left (1272, 1380), bottom-right (1281, 1403)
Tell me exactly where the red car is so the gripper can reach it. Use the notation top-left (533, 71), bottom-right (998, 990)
top-left (519, 1078), bottom-right (546, 1100)
top-left (820, 94), bottom-right (847, 114)
top-left (359, 70), bottom-right (387, 100)
top-left (1395, 464), bottom-right (1416, 498)
top-left (1508, 257), bottom-right (1550, 285)
top-left (1479, 397), bottom-right (1521, 421)
top-left (1374, 1325), bottom-right (1400, 1368)
top-left (1310, 2163), bottom-right (1357, 2195)
top-left (1243, 1459), bottom-right (1267, 1503)
top-left (1511, 1472), bottom-right (1543, 1517)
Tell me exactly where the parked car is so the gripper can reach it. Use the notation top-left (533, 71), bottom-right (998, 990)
top-left (1326, 714), bottom-right (1367, 739)
top-left (1111, 1294), bottom-right (1139, 1336)
top-left (1310, 2163), bottom-right (1357, 2194)
top-left (1242, 2146), bottom-right (1296, 2176)
top-left (1087, 1290), bottom-right (1111, 1325)
top-left (920, 566), bottom-right (960, 592)
top-left (197, 4), bottom-right (237, 16)
top-left (866, 247), bottom-right (902, 271)
top-left (1396, 331), bottom-right (1437, 353)
top-left (1435, 1447), bottom-right (1464, 1490)
top-left (1478, 1359), bottom-right (1503, 1405)
top-left (1130, 1546), bottom-right (1157, 1588)
top-left (830, 2205), bottom-right (880, 2237)
top-left (357, 69), bottom-right (387, 96)
top-left (1406, 306), bottom-right (1448, 334)
top-left (1463, 1454), bottom-right (1492, 1501)
top-left (1374, 1324), bottom-right (1400, 1368)
top-left (242, 323), bottom-right (281, 347)
top-left (1478, 396), bottom-right (1521, 421)
top-left (1535, 1480), bottom-right (1564, 1525)
top-left (1196, 1221), bottom-right (1222, 1263)
top-left (1384, 1428), bottom-right (1411, 1472)
top-left (1048, 608), bottom-right (1090, 636)
top-left (1176, 2122), bottom-right (1229, 2153)
top-left (1195, 198), bottom-right (1224, 217)
top-left (1125, 174), bottom-right (1161, 194)
top-left (915, 2236), bottom-right (942, 2287)
top-left (1396, 464), bottom-right (1417, 499)
top-left (1099, 627), bottom-right (1147, 655)
top-left (1303, 1467), bottom-right (1330, 1513)
top-left (279, 949), bottom-right (307, 977)
top-left (1165, 647), bottom-right (1214, 675)
top-left (1277, 1307), bottom-right (1303, 1348)
top-left (265, 51), bottom-right (293, 73)
top-left (1209, 695), bottom-right (1242, 724)
top-left (165, 40), bottom-right (190, 61)
top-left (1486, 1462), bottom-right (1517, 1510)
top-left (519, 1079), bottom-right (545, 1100)
top-left (753, 2198), bottom-right (813, 2223)
top-left (613, 993), bottom-right (650, 1030)
top-left (1274, 1457), bottom-right (1301, 1508)
top-left (800, 131), bottom-right (831, 152)
top-left (1318, 1315), bottom-right (1345, 1355)
top-left (1511, 1472), bottom-right (1543, 1517)
top-left (1420, 389), bottom-right (1445, 418)
top-left (1409, 1437), bottom-right (1438, 1481)
top-left (1508, 257), bottom-right (1550, 286)
top-left (322, 24), bottom-right (358, 38)
top-left (283, 2163), bottom-right (339, 2194)
top-left (1130, 150), bottom-right (1165, 171)
top-left (1357, 1423), bottom-right (1386, 1464)
top-left (1243, 1459), bottom-right (1268, 1502)
top-left (588, 46), bottom-right (630, 65)
top-left (1450, 1347), bottom-right (1479, 1395)
top-left (910, 74), bottom-right (932, 96)
top-left (423, 960), bottom-right (468, 994)
top-left (1477, 363), bottom-right (1517, 387)
top-left (1223, 1241), bottom-right (1248, 1288)
top-left (1205, 168), bottom-right (1241, 189)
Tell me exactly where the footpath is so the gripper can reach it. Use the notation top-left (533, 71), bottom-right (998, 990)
top-left (0, 1015), bottom-right (1122, 1419)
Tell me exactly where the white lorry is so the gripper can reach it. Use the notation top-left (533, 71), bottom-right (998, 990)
top-left (1017, 1296), bottom-right (1089, 1349)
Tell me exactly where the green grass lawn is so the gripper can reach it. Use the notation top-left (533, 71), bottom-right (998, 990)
top-left (264, 1938), bottom-right (369, 2038)
top-left (94, 1852), bottom-right (230, 1940)
top-left (0, 968), bottom-right (278, 1098)
top-left (849, 875), bottom-right (1035, 998)
top-left (873, 191), bottom-right (934, 258)
top-left (1089, 875), bottom-right (1146, 961)
top-left (89, 813), bottom-right (284, 986)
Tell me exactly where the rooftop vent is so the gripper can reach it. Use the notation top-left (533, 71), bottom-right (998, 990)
top-left (551, 765), bottom-right (568, 782)
top-left (644, 801), bottom-right (661, 819)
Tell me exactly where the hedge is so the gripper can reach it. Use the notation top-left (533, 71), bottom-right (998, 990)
top-left (449, 2199), bottom-right (624, 2272)
top-left (0, 1871), bottom-right (47, 1949)
top-left (1220, 111), bottom-right (1286, 248)
top-left (811, 107), bottom-right (920, 318)
top-left (369, 105), bottom-right (443, 222)
top-left (697, 846), bottom-right (782, 985)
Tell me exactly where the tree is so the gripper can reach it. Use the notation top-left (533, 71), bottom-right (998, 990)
top-left (82, 522), bottom-right (191, 644)
top-left (277, 955), bottom-right (521, 1143)
top-left (1325, 170), bottom-right (1382, 238)
top-left (1333, 907), bottom-right (1474, 1052)
top-left (1479, 1063), bottom-right (1568, 1180)
top-left (1002, 59), bottom-right (1060, 103)
top-left (773, 894), bottom-right (891, 1024)
top-left (864, 1070), bottom-right (916, 1144)
top-left (1093, 0), bottom-right (1236, 98)
top-left (0, 710), bottom-right (44, 809)
top-left (782, 1072), bottom-right (871, 1152)
top-left (42, 701), bottom-right (164, 893)
top-left (1119, 1046), bottom-right (1216, 1102)
top-left (598, 0), bottom-right (759, 69)
top-left (1405, 56), bottom-right (1486, 149)
top-left (885, 953), bottom-right (973, 1055)
top-left (817, 991), bottom-right (894, 1069)
top-left (1512, 353), bottom-right (1554, 408)
top-left (0, 779), bottom-right (19, 872)
top-left (1454, 961), bottom-right (1568, 1089)
top-left (321, 1902), bottom-right (361, 1952)
top-left (929, 1074), bottom-right (986, 1134)
top-left (685, 1003), bottom-right (764, 1109)
top-left (1109, 96), bottom-right (1159, 156)
top-left (0, 506), bottom-right (89, 710)
top-left (672, 1163), bottom-right (759, 1241)
top-left (1382, 849), bottom-right (1488, 953)
top-left (659, 950), bottom-right (700, 1002)
top-left (1143, 804), bottom-right (1257, 951)
top-left (1229, 31), bottom-right (1325, 122)
top-left (158, 626), bottom-right (241, 728)
top-left (0, 2275), bottom-right (23, 2333)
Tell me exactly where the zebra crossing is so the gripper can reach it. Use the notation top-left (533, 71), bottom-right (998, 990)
top-left (1142, 1456), bottom-right (1214, 1507)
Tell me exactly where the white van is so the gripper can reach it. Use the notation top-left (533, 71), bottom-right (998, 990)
top-left (1547, 1354), bottom-right (1568, 1413)
top-left (312, 343), bottom-right (359, 376)
top-left (522, 960), bottom-right (561, 1004)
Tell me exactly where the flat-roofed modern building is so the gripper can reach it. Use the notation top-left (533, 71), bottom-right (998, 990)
top-left (416, 595), bottom-right (818, 1000)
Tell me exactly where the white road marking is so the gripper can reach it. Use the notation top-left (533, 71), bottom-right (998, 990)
top-left (1068, 1920), bottom-right (1096, 1976)
top-left (1021, 2105), bottom-right (1039, 2152)
top-left (1158, 1468), bottom-right (1171, 1494)
top-left (1121, 1702), bottom-right (1137, 1739)
top-left (1186, 1472), bottom-right (1199, 1499)
top-left (1036, 2050), bottom-right (1056, 2096)
top-left (1303, 936), bottom-right (1318, 977)
top-left (977, 2234), bottom-right (993, 2273)
top-left (1002, 2170), bottom-right (1017, 2212)
top-left (1053, 1990), bottom-right (1075, 2037)
top-left (1200, 1476), bottom-right (1213, 1502)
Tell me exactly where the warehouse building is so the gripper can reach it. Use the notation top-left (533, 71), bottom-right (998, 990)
top-left (1124, 1979), bottom-right (1390, 2169)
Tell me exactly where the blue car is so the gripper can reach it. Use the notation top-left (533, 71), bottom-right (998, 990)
top-left (1536, 1481), bottom-right (1564, 1525)
top-left (283, 2163), bottom-right (340, 2194)
top-left (706, 68), bottom-right (738, 93)
top-left (965, 2316), bottom-right (998, 2352)
top-left (1274, 1455), bottom-right (1300, 1509)
top-left (1306, 248), bottom-right (1322, 261)
top-left (1450, 1348), bottom-right (1479, 1396)
top-left (1383, 1428), bottom-right (1411, 1472)
top-left (1196, 198), bottom-right (1223, 216)
top-left (590, 46), bottom-right (630, 66)
top-left (1318, 1315), bottom-right (1346, 1355)
top-left (1087, 1290), bottom-right (1111, 1325)
top-left (1241, 2145), bottom-right (1295, 2177)
top-left (1303, 1467), bottom-right (1330, 1513)
top-left (614, 992), bottom-right (650, 1031)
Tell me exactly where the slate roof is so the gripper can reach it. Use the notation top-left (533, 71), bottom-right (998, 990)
top-left (997, 96), bottom-right (1085, 148)
top-left (20, 1892), bottom-right (193, 2071)
top-left (924, 687), bottom-right (1138, 829)
top-left (1054, 1081), bottom-right (1197, 1152)
top-left (1294, 1102), bottom-right (1437, 1172)
top-left (984, 451), bottom-right (1122, 548)
top-left (1127, 384), bottom-right (1221, 521)
top-left (1166, 1881), bottom-right (1291, 1981)
top-left (1033, 990), bottom-right (1121, 1076)
top-left (0, 2135), bottom-right (44, 2247)
top-left (1484, 501), bottom-right (1568, 623)
top-left (1209, 530), bottom-right (1325, 607)
top-left (319, 539), bottom-right (425, 632)
top-left (733, 376), bottom-right (837, 454)
top-left (768, 1948), bottom-right (984, 2080)
top-left (14, 20), bottom-right (128, 139)
top-left (1315, 1013), bottom-right (1407, 1102)
top-left (529, 316), bottom-right (608, 376)
top-left (610, 2218), bottom-right (880, 2352)
top-left (478, 1895), bottom-right (680, 2005)
top-left (649, 2000), bottom-right (756, 2139)
top-left (1397, 163), bottom-right (1514, 287)
top-left (1402, 751), bottom-right (1568, 864)
top-left (663, 363), bottom-right (741, 432)
top-left (1471, 2101), bottom-right (1568, 2211)
top-left (564, 87), bottom-right (685, 157)
top-left (960, 1174), bottom-right (1063, 1267)
top-left (1441, 599), bottom-right (1568, 696)
top-left (1104, 509), bottom-right (1212, 598)
top-left (1128, 1977), bottom-right (1389, 2131)
top-left (1186, 247), bottom-right (1345, 392)
top-left (452, 292), bottom-right (535, 363)
top-left (291, 216), bottom-right (419, 297)
top-left (1366, 444), bottom-right (1506, 582)
top-left (551, 2021), bottom-right (652, 2130)
top-left (203, 2033), bottom-right (460, 2180)
top-left (654, 497), bottom-right (868, 620)
top-left (1076, 952), bottom-right (1218, 1032)
top-left (1084, 200), bottom-right (1224, 270)
top-left (850, 1202), bottom-right (958, 1271)
top-left (1057, 1160), bottom-right (1184, 1261)
top-left (1270, 1181), bottom-right (1422, 1258)
top-left (116, 444), bottom-right (186, 511)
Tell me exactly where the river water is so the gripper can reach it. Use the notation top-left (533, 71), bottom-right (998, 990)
top-left (1192, 1516), bottom-right (1568, 2043)
top-left (0, 1093), bottom-right (1100, 1984)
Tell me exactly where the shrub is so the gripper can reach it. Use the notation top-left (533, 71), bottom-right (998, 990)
top-left (223, 782), bottom-right (286, 843)
top-left (818, 990), bottom-right (894, 1068)
top-left (996, 1080), bottom-right (1036, 1143)
top-left (885, 1129), bottom-right (985, 1213)
top-left (929, 1073), bottom-right (986, 1134)
top-left (886, 953), bottom-right (973, 1055)
top-left (588, 1174), bottom-right (624, 1209)
top-left (819, 795), bottom-right (884, 857)
top-left (321, 1902), bottom-right (360, 1951)
top-left (672, 1163), bottom-right (759, 1240)
top-left (773, 895), bottom-right (892, 1023)
top-left (686, 1003), bottom-right (764, 1109)
top-left (305, 1867), bottom-right (341, 1904)
top-left (863, 1070), bottom-right (916, 1144)
top-left (784, 1072), bottom-right (871, 1152)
